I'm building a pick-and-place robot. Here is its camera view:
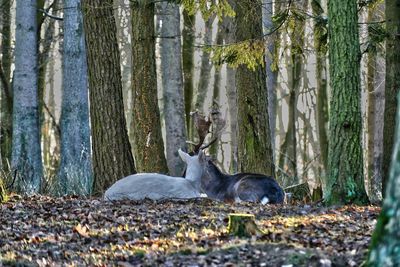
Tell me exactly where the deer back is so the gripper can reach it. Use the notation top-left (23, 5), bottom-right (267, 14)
top-left (104, 149), bottom-right (205, 201)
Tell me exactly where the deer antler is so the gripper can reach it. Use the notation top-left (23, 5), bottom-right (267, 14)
top-left (187, 105), bottom-right (227, 154)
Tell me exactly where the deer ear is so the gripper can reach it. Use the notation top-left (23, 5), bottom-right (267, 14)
top-left (178, 148), bottom-right (188, 162)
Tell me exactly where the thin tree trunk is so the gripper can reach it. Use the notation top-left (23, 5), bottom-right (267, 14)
top-left (83, 0), bottom-right (136, 194)
top-left (325, 0), bottom-right (369, 205)
top-left (312, 0), bottom-right (328, 175)
top-left (194, 15), bottom-right (215, 111)
top-left (0, 0), bottom-right (13, 169)
top-left (223, 0), bottom-right (237, 172)
top-left (382, 0), bottom-right (400, 194)
top-left (130, 0), bottom-right (168, 173)
top-left (182, 10), bottom-right (195, 139)
top-left (58, 0), bottom-right (92, 195)
top-left (12, 0), bottom-right (43, 194)
top-left (262, 0), bottom-right (278, 153)
top-left (159, 1), bottom-right (187, 176)
top-left (236, 0), bottom-right (274, 176)
top-left (366, 4), bottom-right (384, 204)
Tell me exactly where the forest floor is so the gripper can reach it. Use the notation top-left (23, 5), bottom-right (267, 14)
top-left (0, 195), bottom-right (379, 267)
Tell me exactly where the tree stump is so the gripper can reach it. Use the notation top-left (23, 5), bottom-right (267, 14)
top-left (0, 178), bottom-right (8, 203)
top-left (227, 214), bottom-right (263, 237)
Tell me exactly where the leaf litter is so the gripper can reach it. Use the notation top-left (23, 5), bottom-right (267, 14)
top-left (0, 195), bottom-right (379, 266)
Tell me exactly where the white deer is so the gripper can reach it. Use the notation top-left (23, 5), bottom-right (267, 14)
top-left (104, 149), bottom-right (205, 201)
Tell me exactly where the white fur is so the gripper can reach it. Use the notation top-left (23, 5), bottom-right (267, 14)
top-left (261, 196), bottom-right (270, 205)
top-left (104, 149), bottom-right (204, 201)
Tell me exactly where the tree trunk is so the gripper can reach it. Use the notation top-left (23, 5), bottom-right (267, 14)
top-left (182, 10), bottom-right (195, 139)
top-left (57, 0), bottom-right (92, 195)
top-left (194, 15), bottom-right (215, 111)
top-left (382, 0), bottom-right (400, 194)
top-left (12, 0), bottom-right (43, 194)
top-left (236, 0), bottom-right (274, 176)
top-left (367, 92), bottom-right (400, 266)
top-left (0, 0), bottom-right (13, 169)
top-left (366, 3), bottom-right (385, 204)
top-left (325, 0), bottom-right (369, 205)
top-left (83, 0), bottom-right (136, 195)
top-left (159, 1), bottom-right (187, 176)
top-left (312, 0), bottom-right (329, 175)
top-left (262, 0), bottom-right (278, 154)
top-left (222, 0), bottom-right (238, 173)
top-left (130, 0), bottom-right (168, 173)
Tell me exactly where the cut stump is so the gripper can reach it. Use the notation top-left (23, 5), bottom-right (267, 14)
top-left (0, 178), bottom-right (8, 203)
top-left (227, 213), bottom-right (263, 237)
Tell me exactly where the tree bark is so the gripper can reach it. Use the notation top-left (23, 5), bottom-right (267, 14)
top-left (182, 10), bottom-right (195, 139)
top-left (262, 0), bottom-right (278, 153)
top-left (367, 92), bottom-right (400, 266)
top-left (12, 0), bottom-right (43, 194)
top-left (83, 0), bottom-right (136, 194)
top-left (0, 0), bottom-right (13, 169)
top-left (130, 0), bottom-right (168, 173)
top-left (236, 0), bottom-right (274, 176)
top-left (325, 0), bottom-right (369, 205)
top-left (57, 0), bottom-right (93, 195)
top-left (159, 1), bottom-right (187, 176)
top-left (382, 0), bottom-right (400, 194)
top-left (194, 15), bottom-right (215, 111)
top-left (312, 0), bottom-right (329, 175)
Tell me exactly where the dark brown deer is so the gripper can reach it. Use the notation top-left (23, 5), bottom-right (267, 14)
top-left (199, 156), bottom-right (285, 204)
top-left (187, 109), bottom-right (285, 204)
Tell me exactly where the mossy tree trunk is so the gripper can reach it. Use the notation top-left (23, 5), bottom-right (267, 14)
top-left (182, 10), bottom-right (195, 139)
top-left (12, 0), bottom-right (43, 194)
top-left (325, 0), bottom-right (369, 205)
top-left (130, 0), bottom-right (168, 173)
top-left (236, 0), bottom-right (274, 176)
top-left (367, 93), bottom-right (400, 266)
top-left (0, 0), bottom-right (13, 169)
top-left (382, 0), bottom-right (400, 194)
top-left (83, 0), bottom-right (136, 194)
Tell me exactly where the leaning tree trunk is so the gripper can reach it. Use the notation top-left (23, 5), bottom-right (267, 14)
top-left (12, 0), bottom-right (43, 194)
top-left (130, 0), bottom-right (168, 173)
top-left (367, 93), bottom-right (400, 266)
top-left (83, 0), bottom-right (136, 194)
top-left (159, 1), bottom-right (187, 176)
top-left (58, 0), bottom-right (93, 195)
top-left (382, 0), bottom-right (400, 194)
top-left (0, 0), bottom-right (13, 169)
top-left (236, 0), bottom-right (274, 176)
top-left (325, 0), bottom-right (369, 205)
